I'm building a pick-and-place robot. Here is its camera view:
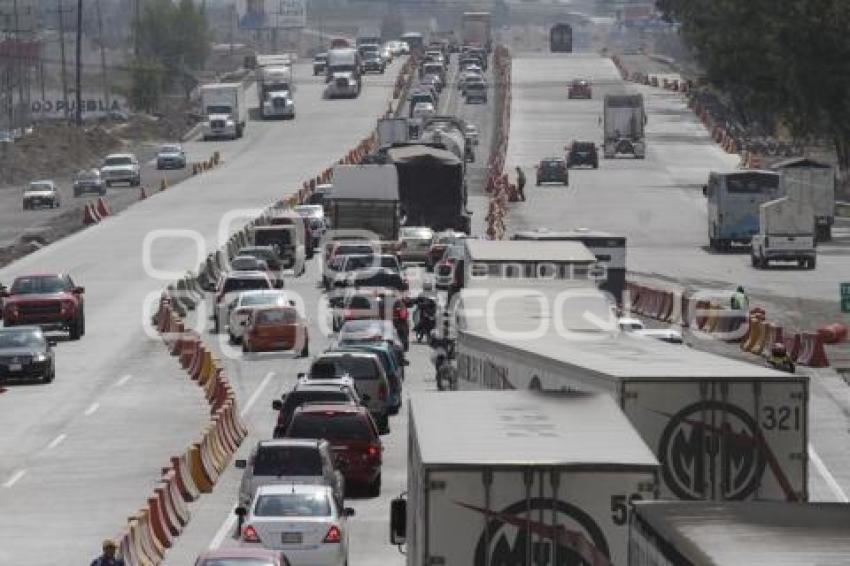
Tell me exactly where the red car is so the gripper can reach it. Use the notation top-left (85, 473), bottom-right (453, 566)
top-left (1, 273), bottom-right (85, 340)
top-left (243, 306), bottom-right (309, 356)
top-left (284, 403), bottom-right (383, 496)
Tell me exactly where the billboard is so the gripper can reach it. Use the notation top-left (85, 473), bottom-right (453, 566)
top-left (236, 0), bottom-right (306, 30)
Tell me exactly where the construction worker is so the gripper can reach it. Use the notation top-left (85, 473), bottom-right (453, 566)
top-left (731, 285), bottom-right (748, 311)
top-left (767, 343), bottom-right (795, 373)
top-left (515, 166), bottom-right (526, 201)
top-left (90, 539), bottom-right (125, 566)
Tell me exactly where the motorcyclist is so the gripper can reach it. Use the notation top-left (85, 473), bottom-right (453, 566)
top-left (767, 342), bottom-right (795, 373)
top-left (412, 293), bottom-right (438, 341)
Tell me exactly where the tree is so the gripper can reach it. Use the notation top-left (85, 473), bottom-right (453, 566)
top-left (129, 58), bottom-right (166, 112)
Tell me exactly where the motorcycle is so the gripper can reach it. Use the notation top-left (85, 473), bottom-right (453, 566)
top-left (767, 358), bottom-right (795, 373)
top-left (412, 297), bottom-right (438, 343)
top-left (430, 337), bottom-right (456, 391)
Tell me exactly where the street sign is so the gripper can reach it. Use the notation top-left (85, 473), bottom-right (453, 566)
top-left (841, 283), bottom-right (850, 313)
top-left (236, 0), bottom-right (306, 30)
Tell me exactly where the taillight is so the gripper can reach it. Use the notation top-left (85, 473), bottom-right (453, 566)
top-left (242, 524), bottom-right (260, 543)
top-left (367, 444), bottom-right (380, 458)
top-left (323, 525), bottom-right (342, 543)
top-left (343, 309), bottom-right (355, 320)
top-left (378, 382), bottom-right (387, 401)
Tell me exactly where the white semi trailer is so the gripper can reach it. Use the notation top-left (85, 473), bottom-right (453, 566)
top-left (454, 282), bottom-right (810, 503)
top-left (603, 94), bottom-right (646, 158)
top-left (390, 389), bottom-right (659, 566)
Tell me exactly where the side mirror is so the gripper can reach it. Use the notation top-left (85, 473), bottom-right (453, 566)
top-left (343, 507), bottom-right (356, 517)
top-left (402, 360), bottom-right (410, 367)
top-left (47, 339), bottom-right (58, 347)
top-left (702, 185), bottom-right (708, 197)
top-left (297, 372), bottom-right (305, 379)
top-left (274, 279), bottom-right (285, 289)
top-left (235, 506), bottom-right (248, 518)
top-left (234, 459), bottom-right (247, 469)
top-left (272, 399), bottom-right (283, 411)
top-left (361, 393), bottom-right (371, 402)
top-left (390, 497), bottom-right (407, 545)
top-left (73, 286), bottom-right (85, 294)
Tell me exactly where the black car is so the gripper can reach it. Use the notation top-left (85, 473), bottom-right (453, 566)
top-left (362, 55), bottom-right (386, 74)
top-left (272, 382), bottom-right (360, 438)
top-left (313, 53), bottom-right (328, 76)
top-left (0, 327), bottom-right (56, 383)
top-left (73, 169), bottom-right (106, 197)
top-left (567, 141), bottom-right (599, 168)
top-left (536, 158), bottom-right (569, 185)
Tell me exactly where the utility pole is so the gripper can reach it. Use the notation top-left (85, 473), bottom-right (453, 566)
top-left (96, 0), bottom-right (108, 111)
top-left (134, 0), bottom-right (141, 57)
top-left (75, 0), bottom-right (82, 126)
top-left (57, 0), bottom-right (70, 120)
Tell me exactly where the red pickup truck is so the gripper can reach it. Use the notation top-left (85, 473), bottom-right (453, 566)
top-left (1, 273), bottom-right (86, 340)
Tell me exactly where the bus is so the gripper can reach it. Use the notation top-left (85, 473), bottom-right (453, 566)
top-left (550, 23), bottom-right (573, 52)
top-left (704, 170), bottom-right (782, 250)
top-left (400, 32), bottom-right (425, 56)
top-left (512, 228), bottom-right (626, 303)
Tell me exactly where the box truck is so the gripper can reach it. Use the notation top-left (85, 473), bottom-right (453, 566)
top-left (325, 164), bottom-right (400, 242)
top-left (603, 94), bottom-right (646, 159)
top-left (390, 390), bottom-right (659, 566)
top-left (770, 157), bottom-right (836, 241)
top-left (628, 501), bottom-right (850, 565)
top-left (200, 83), bottom-right (247, 140)
top-left (750, 196), bottom-right (816, 269)
top-left (454, 283), bottom-right (810, 502)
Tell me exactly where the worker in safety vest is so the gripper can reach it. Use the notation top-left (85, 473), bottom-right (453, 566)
top-left (767, 342), bottom-right (795, 373)
top-left (731, 285), bottom-right (748, 311)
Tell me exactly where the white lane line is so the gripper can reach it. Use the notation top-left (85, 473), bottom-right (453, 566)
top-left (209, 510), bottom-right (238, 550)
top-left (46, 434), bottom-right (67, 451)
top-left (115, 374), bottom-right (133, 387)
top-left (240, 371), bottom-right (274, 419)
top-left (83, 402), bottom-right (100, 416)
top-left (809, 443), bottom-right (849, 502)
top-left (3, 469), bottom-right (26, 488)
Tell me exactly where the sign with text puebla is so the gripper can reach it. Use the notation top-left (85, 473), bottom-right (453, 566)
top-left (842, 283), bottom-right (850, 313)
top-left (237, 0), bottom-right (306, 30)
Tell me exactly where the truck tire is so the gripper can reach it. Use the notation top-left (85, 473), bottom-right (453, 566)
top-left (69, 319), bottom-right (82, 341)
top-left (807, 257), bottom-right (816, 269)
top-left (368, 474), bottom-right (381, 497)
top-left (751, 254), bottom-right (759, 268)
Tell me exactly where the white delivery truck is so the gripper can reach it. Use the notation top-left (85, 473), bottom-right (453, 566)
top-left (454, 282), bottom-right (810, 502)
top-left (200, 83), bottom-right (247, 140)
top-left (257, 64), bottom-right (295, 119)
top-left (390, 390), bottom-right (659, 566)
top-left (750, 196), bottom-right (816, 269)
top-left (628, 501), bottom-right (850, 565)
top-left (770, 157), bottom-right (836, 242)
top-left (603, 94), bottom-right (646, 159)
top-left (377, 117), bottom-right (410, 148)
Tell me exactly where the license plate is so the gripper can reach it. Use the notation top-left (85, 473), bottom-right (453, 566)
top-left (282, 532), bottom-right (302, 544)
top-left (8, 364), bottom-right (21, 372)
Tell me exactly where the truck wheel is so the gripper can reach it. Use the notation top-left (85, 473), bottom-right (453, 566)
top-left (807, 257), bottom-right (816, 269)
top-left (751, 254), bottom-right (758, 267)
top-left (368, 474), bottom-right (381, 497)
top-left (43, 365), bottom-right (55, 383)
top-left (299, 336), bottom-right (309, 358)
top-left (69, 319), bottom-right (82, 341)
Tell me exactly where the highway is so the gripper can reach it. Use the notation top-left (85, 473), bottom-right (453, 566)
top-left (495, 51), bottom-right (850, 502)
top-left (0, 60), bottom-right (402, 565)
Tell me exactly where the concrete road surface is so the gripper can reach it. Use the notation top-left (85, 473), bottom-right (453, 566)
top-left (0, 60), bottom-right (401, 565)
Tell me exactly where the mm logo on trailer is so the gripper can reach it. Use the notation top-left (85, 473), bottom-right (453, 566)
top-left (658, 400), bottom-right (766, 500)
top-left (457, 498), bottom-right (611, 566)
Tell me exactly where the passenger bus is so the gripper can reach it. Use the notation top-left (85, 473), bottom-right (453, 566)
top-left (512, 228), bottom-right (626, 302)
top-left (550, 23), bottom-right (573, 52)
top-left (704, 170), bottom-right (782, 250)
top-left (400, 32), bottom-right (425, 56)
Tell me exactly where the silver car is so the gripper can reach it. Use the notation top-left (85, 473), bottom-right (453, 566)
top-left (399, 226), bottom-right (435, 264)
top-left (235, 439), bottom-right (345, 506)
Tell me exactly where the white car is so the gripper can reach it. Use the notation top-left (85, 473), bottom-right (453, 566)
top-left (237, 483), bottom-right (354, 565)
top-left (411, 102), bottom-right (435, 123)
top-left (399, 226), bottom-right (435, 263)
top-left (212, 271), bottom-right (274, 333)
top-left (619, 317), bottom-right (684, 344)
top-left (22, 180), bottom-right (60, 210)
top-left (465, 123), bottom-right (479, 146)
top-left (227, 290), bottom-right (293, 343)
top-left (618, 317), bottom-right (645, 331)
top-left (100, 153), bottom-right (141, 187)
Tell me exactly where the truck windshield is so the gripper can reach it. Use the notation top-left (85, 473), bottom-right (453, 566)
top-left (104, 157), bottom-right (132, 166)
top-left (206, 105), bottom-right (232, 115)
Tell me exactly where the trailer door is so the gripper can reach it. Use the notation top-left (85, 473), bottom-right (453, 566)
top-left (622, 379), bottom-right (807, 501)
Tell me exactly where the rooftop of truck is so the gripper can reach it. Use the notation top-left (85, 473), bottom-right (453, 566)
top-left (410, 390), bottom-right (658, 468)
top-left (632, 501), bottom-right (850, 564)
top-left (464, 239), bottom-right (596, 263)
top-left (457, 284), bottom-right (799, 382)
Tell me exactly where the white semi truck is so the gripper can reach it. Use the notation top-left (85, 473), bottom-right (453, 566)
top-left (390, 390), bottom-right (659, 566)
top-left (256, 64), bottom-right (294, 119)
top-left (454, 282), bottom-right (810, 503)
top-left (200, 83), bottom-right (247, 140)
top-left (603, 94), bottom-right (646, 159)
top-left (750, 196), bottom-right (816, 269)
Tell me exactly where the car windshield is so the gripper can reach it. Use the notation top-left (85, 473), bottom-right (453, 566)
top-left (253, 492), bottom-right (331, 517)
top-left (311, 357), bottom-right (377, 379)
top-left (288, 413), bottom-right (372, 442)
top-left (255, 309), bottom-right (296, 324)
top-left (76, 170), bottom-right (99, 180)
top-left (239, 249), bottom-right (277, 261)
top-left (352, 272), bottom-right (403, 289)
top-left (223, 278), bottom-right (270, 293)
top-left (0, 329), bottom-right (45, 349)
top-left (287, 390), bottom-right (350, 410)
top-left (28, 182), bottom-right (52, 191)
top-left (240, 294), bottom-right (281, 307)
top-left (252, 446), bottom-right (322, 476)
top-left (160, 145), bottom-right (180, 153)
top-left (572, 143), bottom-right (594, 152)
top-left (104, 156), bottom-right (132, 166)
top-left (231, 258), bottom-right (262, 270)
top-left (344, 255), bottom-right (398, 270)
top-left (402, 228), bottom-right (433, 239)
top-left (11, 276), bottom-right (69, 294)
top-left (335, 244), bottom-right (377, 256)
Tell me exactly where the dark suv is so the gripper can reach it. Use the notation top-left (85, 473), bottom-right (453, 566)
top-left (284, 403), bottom-right (383, 496)
top-left (567, 141), bottom-right (599, 168)
top-left (272, 381), bottom-right (361, 438)
top-left (536, 158), bottom-right (569, 185)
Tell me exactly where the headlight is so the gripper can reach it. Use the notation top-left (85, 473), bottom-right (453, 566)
top-left (33, 353), bottom-right (47, 362)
